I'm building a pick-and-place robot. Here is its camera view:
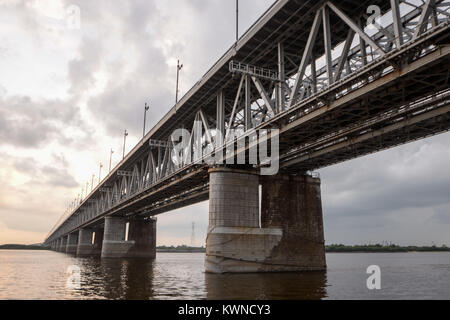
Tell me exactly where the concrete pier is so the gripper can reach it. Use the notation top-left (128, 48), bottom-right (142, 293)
top-left (93, 229), bottom-right (104, 255)
top-left (260, 174), bottom-right (326, 271)
top-left (206, 168), bottom-right (275, 273)
top-left (60, 236), bottom-right (67, 252)
top-left (101, 216), bottom-right (131, 258)
top-left (127, 218), bottom-right (156, 258)
top-left (76, 228), bottom-right (102, 256)
top-left (66, 232), bottom-right (79, 254)
top-left (205, 168), bottom-right (326, 273)
top-left (101, 216), bottom-right (156, 259)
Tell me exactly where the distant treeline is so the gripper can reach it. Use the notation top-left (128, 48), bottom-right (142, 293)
top-left (157, 245), bottom-right (206, 253)
top-left (325, 244), bottom-right (450, 253)
top-left (0, 244), bottom-right (46, 250)
top-left (157, 244), bottom-right (450, 253)
top-left (2, 243), bottom-right (449, 253)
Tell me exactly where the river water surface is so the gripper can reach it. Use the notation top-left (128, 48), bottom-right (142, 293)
top-left (0, 250), bottom-right (449, 299)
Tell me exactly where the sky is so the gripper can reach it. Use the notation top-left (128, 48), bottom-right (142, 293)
top-left (0, 0), bottom-right (449, 246)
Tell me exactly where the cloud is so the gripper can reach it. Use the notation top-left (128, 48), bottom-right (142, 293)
top-left (0, 94), bottom-right (86, 148)
top-left (320, 132), bottom-right (450, 245)
top-left (0, 220), bottom-right (46, 245)
top-left (0, 152), bottom-right (79, 234)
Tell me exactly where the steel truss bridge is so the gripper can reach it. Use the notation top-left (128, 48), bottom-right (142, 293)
top-left (45, 0), bottom-right (450, 245)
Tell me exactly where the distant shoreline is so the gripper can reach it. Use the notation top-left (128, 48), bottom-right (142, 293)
top-left (2, 244), bottom-right (449, 253)
top-left (325, 244), bottom-right (450, 253)
top-left (0, 244), bottom-right (47, 250)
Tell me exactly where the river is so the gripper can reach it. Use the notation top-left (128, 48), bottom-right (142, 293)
top-left (0, 250), bottom-right (449, 299)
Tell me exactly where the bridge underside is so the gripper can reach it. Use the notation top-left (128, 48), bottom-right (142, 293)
top-left (278, 43), bottom-right (450, 172)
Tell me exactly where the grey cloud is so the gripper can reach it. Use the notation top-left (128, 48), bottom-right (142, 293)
top-left (0, 95), bottom-right (85, 148)
top-left (2, 152), bottom-right (79, 189)
top-left (76, 1), bottom-right (173, 137)
top-left (41, 166), bottom-right (78, 188)
top-left (62, 0), bottom-right (274, 139)
top-left (68, 37), bottom-right (103, 96)
top-left (429, 204), bottom-right (450, 225)
top-left (0, 153), bottom-right (79, 233)
top-left (320, 132), bottom-right (450, 244)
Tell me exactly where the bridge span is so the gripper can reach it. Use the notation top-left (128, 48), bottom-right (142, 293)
top-left (45, 0), bottom-right (450, 273)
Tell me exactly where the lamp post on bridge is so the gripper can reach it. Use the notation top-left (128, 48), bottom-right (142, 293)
top-left (123, 130), bottom-right (128, 159)
top-left (236, 0), bottom-right (239, 44)
top-left (98, 163), bottom-right (103, 184)
top-left (91, 174), bottom-right (95, 192)
top-left (109, 148), bottom-right (114, 172)
top-left (143, 102), bottom-right (149, 138)
top-left (176, 60), bottom-right (183, 104)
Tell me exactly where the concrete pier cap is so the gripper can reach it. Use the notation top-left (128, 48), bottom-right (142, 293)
top-left (205, 167), bottom-right (326, 273)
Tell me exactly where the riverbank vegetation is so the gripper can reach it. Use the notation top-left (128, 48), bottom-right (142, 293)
top-left (2, 243), bottom-right (449, 253)
top-left (325, 244), bottom-right (450, 253)
top-left (156, 245), bottom-right (206, 253)
top-left (0, 244), bottom-right (47, 250)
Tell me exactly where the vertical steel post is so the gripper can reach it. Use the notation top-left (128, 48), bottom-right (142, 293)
top-left (322, 6), bottom-right (333, 86)
top-left (245, 75), bottom-right (252, 131)
top-left (390, 0), bottom-right (403, 48)
top-left (236, 0), bottom-right (239, 43)
top-left (216, 91), bottom-right (225, 146)
top-left (277, 42), bottom-right (286, 112)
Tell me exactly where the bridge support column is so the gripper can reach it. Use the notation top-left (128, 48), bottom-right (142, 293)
top-left (206, 168), bottom-right (281, 273)
top-left (101, 217), bottom-right (130, 258)
top-left (260, 174), bottom-right (326, 271)
top-left (101, 216), bottom-right (156, 258)
top-left (205, 168), bottom-right (326, 273)
top-left (93, 229), bottom-right (104, 255)
top-left (126, 218), bottom-right (156, 258)
top-left (60, 236), bottom-right (67, 253)
top-left (77, 229), bottom-right (95, 256)
top-left (66, 232), bottom-right (78, 254)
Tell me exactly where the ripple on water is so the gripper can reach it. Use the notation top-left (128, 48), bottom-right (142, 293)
top-left (0, 251), bottom-right (449, 299)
